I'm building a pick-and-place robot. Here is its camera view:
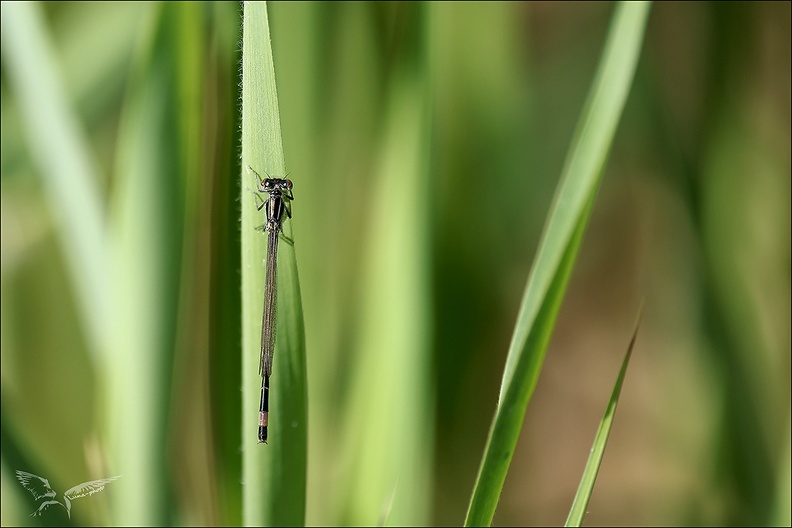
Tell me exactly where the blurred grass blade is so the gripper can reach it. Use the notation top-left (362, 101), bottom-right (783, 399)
top-left (337, 57), bottom-right (433, 525)
top-left (772, 411), bottom-right (791, 526)
top-left (206, 2), bottom-right (245, 525)
top-left (0, 1), bottom-right (108, 358)
top-left (464, 3), bottom-right (651, 526)
top-left (106, 2), bottom-right (203, 523)
top-left (241, 2), bottom-right (308, 526)
top-left (565, 301), bottom-right (645, 527)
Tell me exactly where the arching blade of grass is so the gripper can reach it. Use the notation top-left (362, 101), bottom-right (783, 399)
top-left (464, 3), bottom-right (651, 526)
top-left (241, 2), bottom-right (308, 526)
top-left (565, 301), bottom-right (645, 527)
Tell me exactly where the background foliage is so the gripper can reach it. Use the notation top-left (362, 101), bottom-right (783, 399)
top-left (1, 2), bottom-right (789, 526)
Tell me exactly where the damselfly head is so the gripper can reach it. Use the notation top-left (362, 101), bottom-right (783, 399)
top-left (262, 178), bottom-right (293, 195)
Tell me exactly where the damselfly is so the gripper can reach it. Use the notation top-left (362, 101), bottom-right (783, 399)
top-left (248, 165), bottom-right (293, 444)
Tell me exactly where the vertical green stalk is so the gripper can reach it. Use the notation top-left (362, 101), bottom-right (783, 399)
top-left (338, 73), bottom-right (433, 527)
top-left (334, 6), bottom-right (434, 525)
top-left (241, 2), bottom-right (308, 526)
top-left (107, 3), bottom-right (202, 524)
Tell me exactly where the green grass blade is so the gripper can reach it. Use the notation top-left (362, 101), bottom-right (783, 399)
top-left (106, 3), bottom-right (203, 523)
top-left (207, 2), bottom-right (245, 525)
top-left (464, 3), bottom-right (651, 526)
top-left (0, 1), bottom-right (108, 358)
top-left (241, 2), bottom-right (308, 525)
top-left (565, 301), bottom-right (645, 527)
top-left (772, 412), bottom-right (791, 526)
top-left (337, 62), bottom-right (433, 527)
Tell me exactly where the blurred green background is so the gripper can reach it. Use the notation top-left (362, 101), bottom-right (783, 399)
top-left (1, 1), bottom-right (789, 526)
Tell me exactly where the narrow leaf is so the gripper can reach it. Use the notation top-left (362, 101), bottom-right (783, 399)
top-left (565, 300), bottom-right (645, 527)
top-left (464, 3), bottom-right (651, 525)
top-left (241, 2), bottom-right (308, 526)
top-left (107, 3), bottom-right (201, 523)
